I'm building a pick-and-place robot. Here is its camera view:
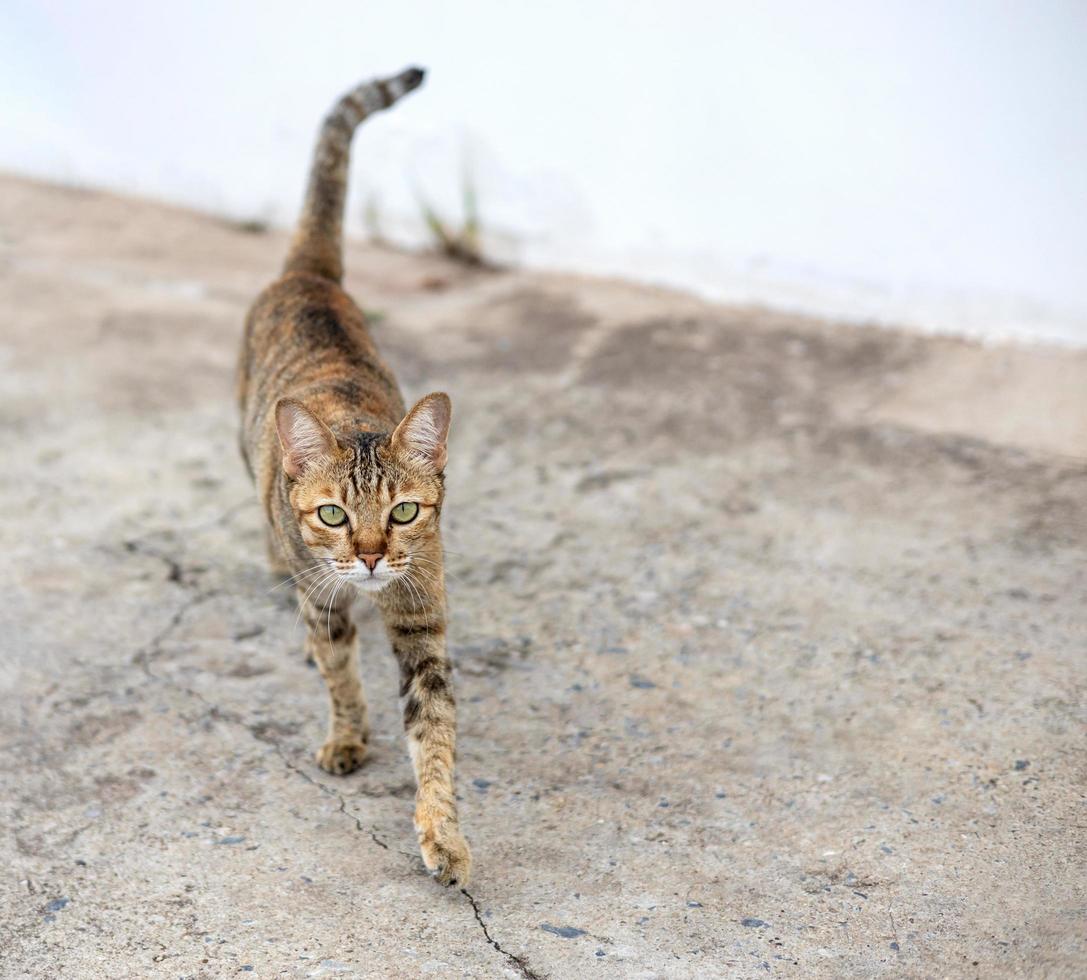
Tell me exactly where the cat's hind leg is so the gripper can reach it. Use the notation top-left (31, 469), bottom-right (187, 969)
top-left (298, 584), bottom-right (369, 774)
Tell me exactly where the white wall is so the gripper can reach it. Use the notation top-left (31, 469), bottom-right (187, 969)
top-left (3, 1), bottom-right (1086, 345)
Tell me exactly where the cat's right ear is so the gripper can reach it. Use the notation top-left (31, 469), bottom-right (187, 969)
top-left (275, 398), bottom-right (337, 478)
top-left (391, 392), bottom-right (451, 473)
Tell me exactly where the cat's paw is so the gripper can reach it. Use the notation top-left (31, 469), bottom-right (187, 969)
top-left (315, 737), bottom-right (368, 775)
top-left (417, 820), bottom-right (472, 886)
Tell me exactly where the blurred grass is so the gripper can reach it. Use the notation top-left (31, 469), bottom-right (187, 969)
top-left (418, 173), bottom-right (486, 267)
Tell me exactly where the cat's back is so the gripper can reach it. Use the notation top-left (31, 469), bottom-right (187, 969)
top-left (238, 70), bottom-right (424, 483)
top-left (238, 271), bottom-right (404, 468)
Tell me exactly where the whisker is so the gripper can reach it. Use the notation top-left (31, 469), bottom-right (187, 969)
top-left (326, 580), bottom-right (343, 648)
top-left (437, 546), bottom-right (471, 561)
top-left (409, 571), bottom-right (433, 633)
top-left (293, 566), bottom-right (338, 630)
top-left (404, 553), bottom-right (465, 586)
top-left (404, 554), bottom-right (444, 569)
top-left (267, 561), bottom-right (329, 593)
top-left (400, 570), bottom-right (430, 634)
top-left (274, 558), bottom-right (329, 579)
top-left (405, 555), bottom-right (463, 590)
top-left (314, 569), bottom-right (343, 612)
top-left (401, 571), bottom-right (420, 622)
top-left (304, 574), bottom-right (340, 635)
top-left (405, 564), bottom-right (443, 589)
top-left (294, 571), bottom-right (334, 614)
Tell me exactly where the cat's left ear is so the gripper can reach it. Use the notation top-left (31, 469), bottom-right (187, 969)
top-left (391, 392), bottom-right (451, 472)
top-left (275, 398), bottom-right (338, 478)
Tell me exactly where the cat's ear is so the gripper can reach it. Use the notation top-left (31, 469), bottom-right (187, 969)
top-left (391, 392), bottom-right (451, 472)
top-left (275, 398), bottom-right (338, 478)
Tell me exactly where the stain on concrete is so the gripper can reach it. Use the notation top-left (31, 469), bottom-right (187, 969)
top-left (0, 176), bottom-right (1084, 979)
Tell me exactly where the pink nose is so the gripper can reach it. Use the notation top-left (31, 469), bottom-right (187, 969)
top-left (359, 553), bottom-right (383, 572)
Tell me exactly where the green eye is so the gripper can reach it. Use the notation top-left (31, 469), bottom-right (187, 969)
top-left (317, 504), bottom-right (347, 527)
top-left (390, 501), bottom-right (419, 525)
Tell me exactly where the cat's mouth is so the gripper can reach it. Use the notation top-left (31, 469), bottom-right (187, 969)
top-left (324, 557), bottom-right (415, 594)
top-left (336, 563), bottom-right (402, 592)
top-left (351, 572), bottom-right (395, 592)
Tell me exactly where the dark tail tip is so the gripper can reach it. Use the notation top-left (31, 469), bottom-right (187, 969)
top-left (401, 66), bottom-right (426, 91)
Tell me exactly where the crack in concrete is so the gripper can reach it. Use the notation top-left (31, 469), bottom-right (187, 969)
top-left (121, 500), bottom-right (253, 589)
top-left (131, 576), bottom-right (544, 979)
top-left (124, 538), bottom-right (187, 584)
top-left (134, 589), bottom-right (219, 677)
top-left (461, 887), bottom-right (545, 980)
top-left (259, 735), bottom-right (545, 976)
top-left (130, 580), bottom-right (406, 857)
top-left (260, 737), bottom-right (414, 859)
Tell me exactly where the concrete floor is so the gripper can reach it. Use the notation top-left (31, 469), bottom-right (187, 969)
top-left (1, 176), bottom-right (1084, 979)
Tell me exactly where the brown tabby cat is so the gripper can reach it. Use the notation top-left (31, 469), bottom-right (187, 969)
top-left (237, 67), bottom-right (471, 885)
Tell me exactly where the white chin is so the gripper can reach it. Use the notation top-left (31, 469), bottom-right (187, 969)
top-left (353, 576), bottom-right (392, 593)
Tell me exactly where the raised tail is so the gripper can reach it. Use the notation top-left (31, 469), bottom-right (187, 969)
top-left (283, 66), bottom-right (426, 282)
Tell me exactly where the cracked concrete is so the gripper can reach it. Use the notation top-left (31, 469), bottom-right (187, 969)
top-left (1, 175), bottom-right (1085, 978)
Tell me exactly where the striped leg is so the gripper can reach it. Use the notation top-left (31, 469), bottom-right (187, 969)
top-left (380, 574), bottom-right (471, 886)
top-left (298, 585), bottom-right (369, 775)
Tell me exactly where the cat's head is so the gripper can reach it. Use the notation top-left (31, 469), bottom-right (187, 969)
top-left (274, 393), bottom-right (450, 593)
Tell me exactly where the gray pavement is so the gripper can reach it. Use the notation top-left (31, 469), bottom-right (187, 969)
top-left (1, 176), bottom-right (1084, 979)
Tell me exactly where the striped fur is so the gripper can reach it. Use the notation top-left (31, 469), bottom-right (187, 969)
top-left (237, 68), bottom-right (471, 886)
top-left (284, 66), bottom-right (425, 282)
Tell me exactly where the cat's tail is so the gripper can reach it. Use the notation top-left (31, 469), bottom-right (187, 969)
top-left (283, 66), bottom-right (426, 282)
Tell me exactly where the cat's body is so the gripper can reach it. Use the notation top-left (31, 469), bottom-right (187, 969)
top-left (237, 68), bottom-right (470, 885)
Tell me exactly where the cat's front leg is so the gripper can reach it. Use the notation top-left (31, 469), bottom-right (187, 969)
top-left (298, 584), bottom-right (370, 775)
top-left (379, 580), bottom-right (471, 886)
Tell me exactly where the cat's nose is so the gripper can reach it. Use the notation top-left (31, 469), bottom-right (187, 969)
top-left (359, 553), bottom-right (383, 572)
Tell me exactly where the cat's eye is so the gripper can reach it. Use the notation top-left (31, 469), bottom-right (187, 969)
top-left (390, 501), bottom-right (419, 525)
top-left (317, 504), bottom-right (347, 527)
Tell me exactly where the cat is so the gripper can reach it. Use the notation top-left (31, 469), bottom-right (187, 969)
top-left (236, 67), bottom-right (471, 886)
